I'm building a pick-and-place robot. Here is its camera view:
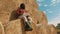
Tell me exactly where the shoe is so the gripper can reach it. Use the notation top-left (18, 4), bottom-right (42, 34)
top-left (25, 24), bottom-right (33, 31)
top-left (25, 27), bottom-right (33, 31)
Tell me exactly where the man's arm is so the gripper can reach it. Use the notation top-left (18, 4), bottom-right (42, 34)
top-left (17, 8), bottom-right (20, 14)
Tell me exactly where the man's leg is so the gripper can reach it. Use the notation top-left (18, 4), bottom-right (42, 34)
top-left (22, 15), bottom-right (33, 31)
top-left (25, 21), bottom-right (33, 31)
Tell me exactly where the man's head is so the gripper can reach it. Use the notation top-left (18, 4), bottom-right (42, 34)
top-left (20, 3), bottom-right (25, 9)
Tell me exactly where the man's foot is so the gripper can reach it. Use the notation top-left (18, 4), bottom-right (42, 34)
top-left (25, 24), bottom-right (33, 31)
top-left (25, 22), bottom-right (33, 31)
top-left (25, 27), bottom-right (33, 31)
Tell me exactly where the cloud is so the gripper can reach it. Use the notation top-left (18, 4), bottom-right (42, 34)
top-left (43, 11), bottom-right (46, 14)
top-left (46, 9), bottom-right (53, 13)
top-left (56, 0), bottom-right (60, 3)
top-left (49, 13), bottom-right (60, 26)
top-left (39, 4), bottom-right (42, 6)
top-left (44, 4), bottom-right (48, 7)
top-left (37, 0), bottom-right (41, 1)
top-left (48, 11), bottom-right (53, 13)
top-left (37, 0), bottom-right (43, 2)
top-left (52, 0), bottom-right (56, 2)
top-left (50, 0), bottom-right (57, 6)
top-left (50, 0), bottom-right (60, 6)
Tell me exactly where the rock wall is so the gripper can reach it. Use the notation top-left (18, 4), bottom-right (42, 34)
top-left (0, 0), bottom-right (57, 34)
top-left (0, 0), bottom-right (48, 26)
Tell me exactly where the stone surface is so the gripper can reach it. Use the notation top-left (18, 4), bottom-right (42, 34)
top-left (0, 0), bottom-right (48, 26)
top-left (0, 22), bottom-right (5, 34)
top-left (4, 19), bottom-right (23, 34)
top-left (37, 25), bottom-right (57, 34)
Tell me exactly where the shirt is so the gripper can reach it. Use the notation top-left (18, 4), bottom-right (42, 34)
top-left (17, 8), bottom-right (26, 15)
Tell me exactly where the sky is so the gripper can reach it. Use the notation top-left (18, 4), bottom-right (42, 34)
top-left (36, 0), bottom-right (60, 26)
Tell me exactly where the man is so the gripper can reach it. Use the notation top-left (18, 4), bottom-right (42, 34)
top-left (17, 3), bottom-right (33, 31)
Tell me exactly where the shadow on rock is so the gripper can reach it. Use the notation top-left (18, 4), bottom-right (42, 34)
top-left (9, 10), bottom-right (19, 21)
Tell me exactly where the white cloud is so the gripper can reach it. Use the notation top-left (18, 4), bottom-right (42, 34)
top-left (46, 9), bottom-right (53, 13)
top-left (37, 0), bottom-right (41, 1)
top-left (43, 11), bottom-right (46, 14)
top-left (44, 4), bottom-right (48, 7)
top-left (50, 0), bottom-right (60, 6)
top-left (48, 11), bottom-right (53, 13)
top-left (51, 0), bottom-right (57, 3)
top-left (50, 0), bottom-right (57, 6)
top-left (39, 4), bottom-right (42, 6)
top-left (48, 13), bottom-right (60, 26)
top-left (56, 0), bottom-right (60, 3)
top-left (52, 0), bottom-right (56, 2)
top-left (37, 0), bottom-right (43, 2)
top-left (49, 19), bottom-right (60, 26)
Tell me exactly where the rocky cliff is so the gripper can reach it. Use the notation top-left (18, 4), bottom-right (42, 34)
top-left (0, 0), bottom-right (57, 34)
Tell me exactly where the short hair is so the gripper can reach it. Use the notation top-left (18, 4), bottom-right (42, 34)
top-left (20, 3), bottom-right (25, 9)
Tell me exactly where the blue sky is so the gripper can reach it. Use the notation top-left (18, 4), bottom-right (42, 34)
top-left (36, 0), bottom-right (60, 26)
